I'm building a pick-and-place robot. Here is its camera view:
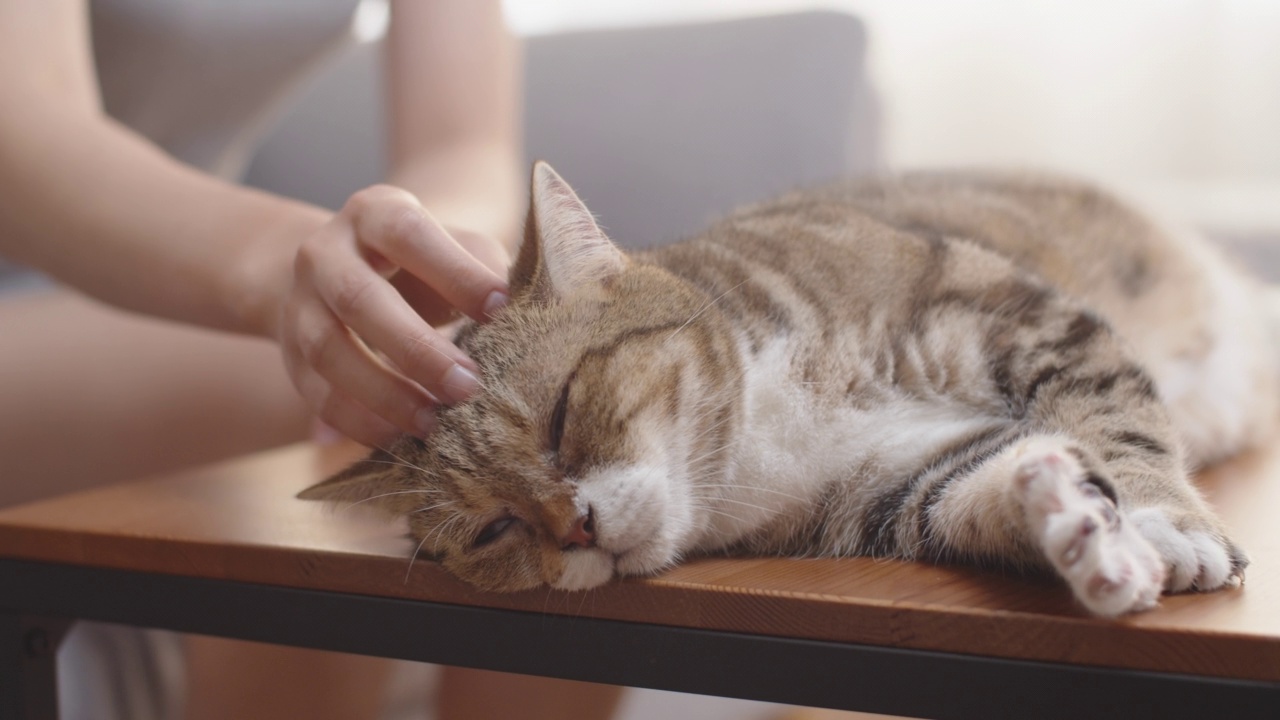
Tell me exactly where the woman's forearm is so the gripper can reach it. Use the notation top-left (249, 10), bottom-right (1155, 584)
top-left (385, 0), bottom-right (523, 263)
top-left (389, 140), bottom-right (524, 261)
top-left (0, 89), bottom-right (326, 336)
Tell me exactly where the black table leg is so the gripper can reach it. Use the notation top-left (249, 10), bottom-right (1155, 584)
top-left (0, 614), bottom-right (70, 720)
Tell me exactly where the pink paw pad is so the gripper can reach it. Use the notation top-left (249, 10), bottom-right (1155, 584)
top-left (1012, 438), bottom-right (1164, 616)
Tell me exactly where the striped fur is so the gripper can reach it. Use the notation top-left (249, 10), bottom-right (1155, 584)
top-left (302, 164), bottom-right (1272, 615)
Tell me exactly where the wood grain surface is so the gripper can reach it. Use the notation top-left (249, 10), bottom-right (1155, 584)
top-left (0, 440), bottom-right (1277, 682)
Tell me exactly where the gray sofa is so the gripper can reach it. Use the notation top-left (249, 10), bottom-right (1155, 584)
top-left (245, 11), bottom-right (880, 249)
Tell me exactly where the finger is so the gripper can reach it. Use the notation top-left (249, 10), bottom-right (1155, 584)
top-left (292, 305), bottom-right (439, 438)
top-left (390, 228), bottom-right (511, 324)
top-left (449, 226), bottom-right (513, 277)
top-left (294, 369), bottom-right (402, 449)
top-left (348, 186), bottom-right (509, 321)
top-left (308, 244), bottom-right (482, 404)
top-left (311, 419), bottom-right (346, 446)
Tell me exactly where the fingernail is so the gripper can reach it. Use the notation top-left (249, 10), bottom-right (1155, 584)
top-left (415, 407), bottom-right (439, 437)
top-left (483, 290), bottom-right (509, 319)
top-left (312, 420), bottom-right (344, 446)
top-left (441, 364), bottom-right (481, 403)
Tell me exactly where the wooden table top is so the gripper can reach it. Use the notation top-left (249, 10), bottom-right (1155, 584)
top-left (1, 441), bottom-right (1277, 683)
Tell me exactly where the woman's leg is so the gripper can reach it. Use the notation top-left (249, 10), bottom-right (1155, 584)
top-left (0, 289), bottom-right (397, 720)
top-left (182, 637), bottom-right (395, 720)
top-left (0, 289), bottom-right (310, 507)
top-left (438, 666), bottom-right (625, 720)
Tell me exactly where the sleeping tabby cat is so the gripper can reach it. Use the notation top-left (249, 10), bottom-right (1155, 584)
top-left (302, 162), bottom-right (1273, 616)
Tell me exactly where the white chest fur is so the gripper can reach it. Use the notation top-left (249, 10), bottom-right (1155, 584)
top-left (692, 338), bottom-right (997, 551)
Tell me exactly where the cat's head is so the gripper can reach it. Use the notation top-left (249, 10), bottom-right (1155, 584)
top-left (300, 162), bottom-right (742, 592)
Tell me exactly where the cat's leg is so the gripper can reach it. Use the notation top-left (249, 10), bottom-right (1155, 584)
top-left (1013, 436), bottom-right (1174, 614)
top-left (880, 268), bottom-right (1247, 614)
top-left (999, 319), bottom-right (1250, 601)
top-left (915, 431), bottom-right (1167, 616)
top-left (903, 425), bottom-right (1244, 616)
top-left (1131, 232), bottom-right (1280, 467)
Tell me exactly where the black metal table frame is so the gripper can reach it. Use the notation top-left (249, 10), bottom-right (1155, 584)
top-left (1, 558), bottom-right (1276, 720)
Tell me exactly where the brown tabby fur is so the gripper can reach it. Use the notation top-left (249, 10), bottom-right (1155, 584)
top-left (302, 163), bottom-right (1272, 615)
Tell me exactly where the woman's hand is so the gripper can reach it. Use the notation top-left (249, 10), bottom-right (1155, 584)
top-left (276, 185), bottom-right (510, 448)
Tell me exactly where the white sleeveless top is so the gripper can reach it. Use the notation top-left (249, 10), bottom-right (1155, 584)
top-left (91, 0), bottom-right (362, 179)
top-left (0, 0), bottom-right (362, 290)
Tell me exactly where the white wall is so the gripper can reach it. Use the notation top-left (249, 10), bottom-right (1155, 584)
top-left (505, 0), bottom-right (1280, 232)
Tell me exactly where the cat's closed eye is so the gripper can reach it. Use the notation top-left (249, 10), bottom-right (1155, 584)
top-left (472, 516), bottom-right (518, 549)
top-left (549, 378), bottom-right (572, 454)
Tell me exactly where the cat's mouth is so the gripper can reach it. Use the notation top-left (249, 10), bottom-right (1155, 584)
top-left (607, 533), bottom-right (681, 579)
top-left (552, 546), bottom-right (616, 590)
top-left (550, 544), bottom-right (671, 591)
top-left (612, 546), bottom-right (659, 577)
top-left (548, 523), bottom-right (679, 590)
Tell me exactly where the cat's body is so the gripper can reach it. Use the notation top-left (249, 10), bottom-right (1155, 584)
top-left (305, 164), bottom-right (1272, 616)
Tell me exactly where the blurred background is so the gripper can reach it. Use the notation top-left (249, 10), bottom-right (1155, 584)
top-left (505, 0), bottom-right (1280, 236)
top-left (251, 0), bottom-right (1280, 261)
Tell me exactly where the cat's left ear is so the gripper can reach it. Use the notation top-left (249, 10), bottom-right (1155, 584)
top-left (297, 448), bottom-right (406, 514)
top-left (510, 162), bottom-right (626, 301)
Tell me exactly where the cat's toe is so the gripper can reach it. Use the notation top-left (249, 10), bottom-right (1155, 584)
top-left (1065, 518), bottom-right (1163, 617)
top-left (1013, 440), bottom-right (1164, 616)
top-left (1083, 555), bottom-right (1162, 615)
top-left (1129, 507), bottom-right (1242, 592)
top-left (1227, 542), bottom-right (1250, 582)
top-left (1130, 509), bottom-right (1198, 590)
top-left (1043, 510), bottom-right (1157, 615)
top-left (1190, 531), bottom-right (1232, 589)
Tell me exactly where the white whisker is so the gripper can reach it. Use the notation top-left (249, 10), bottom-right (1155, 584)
top-left (685, 440), bottom-right (738, 469)
top-left (372, 445), bottom-right (430, 474)
top-left (689, 495), bottom-right (774, 514)
top-left (360, 458), bottom-right (431, 474)
top-left (405, 532), bottom-right (432, 583)
top-left (684, 413), bottom-right (736, 448)
top-left (668, 281), bottom-right (746, 339)
top-left (687, 503), bottom-right (749, 525)
top-left (428, 512), bottom-right (470, 550)
top-left (410, 500), bottom-right (457, 514)
top-left (693, 483), bottom-right (807, 503)
top-left (340, 489), bottom-right (438, 512)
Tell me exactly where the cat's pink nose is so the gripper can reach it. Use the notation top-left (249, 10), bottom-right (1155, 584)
top-left (561, 508), bottom-right (596, 549)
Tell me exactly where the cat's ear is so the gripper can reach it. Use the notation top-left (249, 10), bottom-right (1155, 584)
top-left (510, 161), bottom-right (626, 301)
top-left (297, 448), bottom-right (404, 513)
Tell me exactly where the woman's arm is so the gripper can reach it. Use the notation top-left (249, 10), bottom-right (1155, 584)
top-left (384, 0), bottom-right (523, 256)
top-left (0, 0), bottom-right (327, 334)
top-left (0, 0), bottom-right (517, 447)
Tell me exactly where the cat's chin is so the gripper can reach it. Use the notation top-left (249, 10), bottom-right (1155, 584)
top-left (552, 547), bottom-right (615, 591)
top-left (613, 538), bottom-right (681, 578)
top-left (549, 542), bottom-right (681, 591)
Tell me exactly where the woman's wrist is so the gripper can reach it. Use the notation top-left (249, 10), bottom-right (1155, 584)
top-left (223, 200), bottom-right (331, 340)
top-left (388, 146), bottom-right (523, 259)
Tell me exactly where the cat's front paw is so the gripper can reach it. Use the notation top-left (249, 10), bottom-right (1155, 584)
top-left (1128, 508), bottom-right (1247, 593)
top-left (1013, 439), bottom-right (1165, 617)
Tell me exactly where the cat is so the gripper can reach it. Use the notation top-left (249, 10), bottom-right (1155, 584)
top-left (301, 161), bottom-right (1273, 617)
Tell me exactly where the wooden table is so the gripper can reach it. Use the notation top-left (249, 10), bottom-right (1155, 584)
top-left (1, 441), bottom-right (1277, 719)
